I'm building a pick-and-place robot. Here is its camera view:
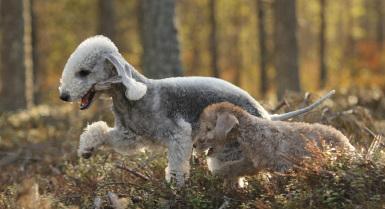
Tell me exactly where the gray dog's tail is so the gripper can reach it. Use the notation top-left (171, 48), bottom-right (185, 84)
top-left (270, 90), bottom-right (335, 121)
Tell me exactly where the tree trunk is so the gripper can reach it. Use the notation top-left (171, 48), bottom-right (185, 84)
top-left (273, 0), bottom-right (301, 99)
top-left (31, 0), bottom-right (41, 104)
top-left (319, 0), bottom-right (327, 88)
top-left (209, 0), bottom-right (219, 77)
top-left (98, 0), bottom-right (116, 41)
top-left (0, 0), bottom-right (28, 111)
top-left (139, 0), bottom-right (183, 78)
top-left (345, 0), bottom-right (356, 78)
top-left (23, 0), bottom-right (33, 108)
top-left (256, 0), bottom-right (268, 96)
top-left (376, 0), bottom-right (384, 48)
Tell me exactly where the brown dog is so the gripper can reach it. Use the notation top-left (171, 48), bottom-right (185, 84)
top-left (194, 102), bottom-right (355, 186)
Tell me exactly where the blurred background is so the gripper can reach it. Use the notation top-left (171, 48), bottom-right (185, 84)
top-left (2, 1), bottom-right (385, 208)
top-left (1, 0), bottom-right (385, 111)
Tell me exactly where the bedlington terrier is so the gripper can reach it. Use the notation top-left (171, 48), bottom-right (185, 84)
top-left (194, 102), bottom-right (355, 186)
top-left (59, 35), bottom-right (332, 186)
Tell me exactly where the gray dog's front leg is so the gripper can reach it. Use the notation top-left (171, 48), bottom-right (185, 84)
top-left (78, 121), bottom-right (146, 158)
top-left (165, 119), bottom-right (193, 186)
top-left (165, 137), bottom-right (193, 186)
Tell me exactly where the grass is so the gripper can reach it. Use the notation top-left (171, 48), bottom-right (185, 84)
top-left (0, 88), bottom-right (385, 209)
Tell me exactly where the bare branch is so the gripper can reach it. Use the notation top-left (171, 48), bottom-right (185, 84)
top-left (115, 164), bottom-right (150, 181)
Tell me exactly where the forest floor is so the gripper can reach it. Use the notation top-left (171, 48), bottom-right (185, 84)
top-left (1, 88), bottom-right (385, 209)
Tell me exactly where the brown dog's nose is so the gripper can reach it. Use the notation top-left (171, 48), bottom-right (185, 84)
top-left (60, 92), bottom-right (70, 101)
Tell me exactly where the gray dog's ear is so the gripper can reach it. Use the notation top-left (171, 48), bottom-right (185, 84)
top-left (214, 112), bottom-right (239, 140)
top-left (105, 53), bottom-right (147, 100)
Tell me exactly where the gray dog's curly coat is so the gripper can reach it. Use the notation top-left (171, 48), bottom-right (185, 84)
top-left (59, 35), bottom-right (331, 185)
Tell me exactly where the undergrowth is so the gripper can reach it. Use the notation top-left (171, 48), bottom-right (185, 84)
top-left (1, 88), bottom-right (385, 209)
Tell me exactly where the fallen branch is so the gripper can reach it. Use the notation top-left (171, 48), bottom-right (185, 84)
top-left (115, 164), bottom-right (150, 181)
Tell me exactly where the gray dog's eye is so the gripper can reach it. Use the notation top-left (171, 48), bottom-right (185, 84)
top-left (78, 69), bottom-right (91, 77)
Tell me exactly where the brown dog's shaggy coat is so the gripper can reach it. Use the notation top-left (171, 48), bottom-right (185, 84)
top-left (194, 102), bottom-right (355, 182)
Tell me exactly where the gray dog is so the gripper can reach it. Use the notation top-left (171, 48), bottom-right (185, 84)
top-left (59, 35), bottom-right (329, 185)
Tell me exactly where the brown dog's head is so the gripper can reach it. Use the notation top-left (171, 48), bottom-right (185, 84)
top-left (193, 102), bottom-right (239, 154)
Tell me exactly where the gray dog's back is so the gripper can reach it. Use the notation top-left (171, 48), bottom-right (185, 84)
top-left (150, 76), bottom-right (270, 126)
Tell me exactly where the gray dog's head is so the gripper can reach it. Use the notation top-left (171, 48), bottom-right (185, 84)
top-left (59, 35), bottom-right (147, 110)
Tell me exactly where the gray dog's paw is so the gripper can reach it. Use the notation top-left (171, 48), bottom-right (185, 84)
top-left (78, 121), bottom-right (110, 159)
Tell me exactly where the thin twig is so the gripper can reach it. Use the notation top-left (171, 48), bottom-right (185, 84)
top-left (364, 126), bottom-right (377, 138)
top-left (271, 99), bottom-right (288, 113)
top-left (115, 164), bottom-right (150, 181)
top-left (303, 92), bottom-right (311, 105)
top-left (366, 134), bottom-right (383, 160)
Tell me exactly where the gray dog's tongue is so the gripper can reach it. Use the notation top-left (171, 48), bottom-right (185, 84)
top-left (80, 96), bottom-right (90, 109)
top-left (80, 88), bottom-right (95, 110)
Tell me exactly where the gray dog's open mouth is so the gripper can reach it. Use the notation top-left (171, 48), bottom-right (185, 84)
top-left (80, 87), bottom-right (95, 110)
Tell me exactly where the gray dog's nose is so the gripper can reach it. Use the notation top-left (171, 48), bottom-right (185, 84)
top-left (60, 92), bottom-right (70, 101)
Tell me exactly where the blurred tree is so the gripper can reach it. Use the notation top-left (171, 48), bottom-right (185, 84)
top-left (345, 0), bottom-right (357, 78)
top-left (139, 0), bottom-right (182, 78)
top-left (227, 1), bottom-right (243, 86)
top-left (375, 0), bottom-right (384, 48)
top-left (0, 0), bottom-right (2, 93)
top-left (31, 0), bottom-right (41, 104)
top-left (319, 0), bottom-right (327, 88)
top-left (23, 0), bottom-right (34, 109)
top-left (0, 0), bottom-right (30, 110)
top-left (273, 0), bottom-right (301, 99)
top-left (176, 0), bottom-right (208, 76)
top-left (209, 0), bottom-right (219, 77)
top-left (98, 0), bottom-right (116, 41)
top-left (256, 0), bottom-right (268, 96)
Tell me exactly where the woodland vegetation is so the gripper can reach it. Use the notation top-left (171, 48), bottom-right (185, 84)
top-left (0, 0), bottom-right (385, 208)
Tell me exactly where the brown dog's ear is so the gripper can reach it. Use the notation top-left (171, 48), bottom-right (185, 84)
top-left (214, 112), bottom-right (239, 140)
